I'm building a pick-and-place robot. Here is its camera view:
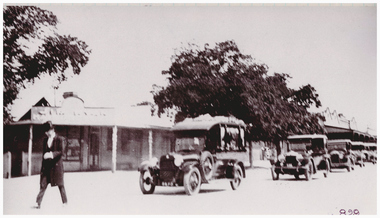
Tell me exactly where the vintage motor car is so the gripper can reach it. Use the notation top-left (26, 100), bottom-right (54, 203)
top-left (351, 141), bottom-right (365, 167)
top-left (271, 134), bottom-right (331, 181)
top-left (364, 143), bottom-right (377, 164)
top-left (327, 139), bottom-right (355, 172)
top-left (138, 115), bottom-right (247, 195)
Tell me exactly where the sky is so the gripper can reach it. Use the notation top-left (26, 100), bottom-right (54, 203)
top-left (8, 2), bottom-right (377, 133)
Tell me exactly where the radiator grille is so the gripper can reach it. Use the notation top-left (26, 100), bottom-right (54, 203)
top-left (285, 156), bottom-right (298, 166)
top-left (160, 170), bottom-right (175, 182)
top-left (160, 160), bottom-right (175, 170)
top-left (331, 154), bottom-right (340, 163)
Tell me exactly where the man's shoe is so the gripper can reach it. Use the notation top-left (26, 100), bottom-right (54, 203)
top-left (32, 203), bottom-right (40, 209)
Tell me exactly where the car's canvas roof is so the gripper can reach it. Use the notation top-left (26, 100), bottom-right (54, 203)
top-left (288, 134), bottom-right (327, 140)
top-left (351, 141), bottom-right (365, 145)
top-left (327, 139), bottom-right (352, 144)
top-left (172, 115), bottom-right (246, 131)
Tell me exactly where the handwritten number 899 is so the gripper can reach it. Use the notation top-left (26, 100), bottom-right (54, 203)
top-left (339, 209), bottom-right (360, 215)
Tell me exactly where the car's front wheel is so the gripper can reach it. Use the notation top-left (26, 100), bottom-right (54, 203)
top-left (230, 165), bottom-right (243, 190)
top-left (139, 170), bottom-right (155, 194)
top-left (184, 167), bottom-right (201, 195)
top-left (271, 165), bottom-right (279, 180)
top-left (323, 160), bottom-right (330, 178)
top-left (305, 163), bottom-right (312, 181)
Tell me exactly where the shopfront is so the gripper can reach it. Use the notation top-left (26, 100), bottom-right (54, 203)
top-left (3, 92), bottom-right (173, 178)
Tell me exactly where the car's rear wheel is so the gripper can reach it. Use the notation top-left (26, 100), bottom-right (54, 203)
top-left (139, 170), bottom-right (155, 194)
top-left (305, 163), bottom-right (312, 181)
top-left (323, 160), bottom-right (330, 178)
top-left (347, 160), bottom-right (352, 172)
top-left (294, 174), bottom-right (300, 180)
top-left (200, 151), bottom-right (214, 182)
top-left (230, 165), bottom-right (243, 190)
top-left (184, 167), bottom-right (201, 195)
top-left (271, 166), bottom-right (279, 180)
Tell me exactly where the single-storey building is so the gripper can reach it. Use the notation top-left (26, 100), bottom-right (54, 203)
top-left (3, 92), bottom-right (174, 178)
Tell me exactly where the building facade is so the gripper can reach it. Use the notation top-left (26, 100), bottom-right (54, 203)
top-left (3, 92), bottom-right (174, 178)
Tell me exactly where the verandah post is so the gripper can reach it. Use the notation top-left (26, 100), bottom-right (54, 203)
top-left (27, 124), bottom-right (33, 176)
top-left (112, 125), bottom-right (118, 173)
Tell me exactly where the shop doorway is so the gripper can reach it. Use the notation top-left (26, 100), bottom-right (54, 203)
top-left (89, 132), bottom-right (100, 169)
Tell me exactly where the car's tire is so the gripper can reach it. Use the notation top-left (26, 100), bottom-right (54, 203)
top-left (200, 151), bottom-right (214, 182)
top-left (305, 163), bottom-right (312, 181)
top-left (271, 166), bottom-right (279, 180)
top-left (294, 173), bottom-right (300, 180)
top-left (230, 165), bottom-right (243, 190)
top-left (323, 160), bottom-right (330, 178)
top-left (184, 167), bottom-right (201, 195)
top-left (139, 170), bottom-right (155, 194)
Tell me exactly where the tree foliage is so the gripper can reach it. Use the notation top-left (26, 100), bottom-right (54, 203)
top-left (153, 40), bottom-right (325, 142)
top-left (3, 6), bottom-right (91, 124)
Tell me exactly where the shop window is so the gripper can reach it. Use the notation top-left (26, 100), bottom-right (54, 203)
top-left (65, 138), bottom-right (81, 161)
top-left (63, 126), bottom-right (81, 161)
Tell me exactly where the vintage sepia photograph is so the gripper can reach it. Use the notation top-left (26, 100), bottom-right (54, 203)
top-left (3, 2), bottom-right (377, 215)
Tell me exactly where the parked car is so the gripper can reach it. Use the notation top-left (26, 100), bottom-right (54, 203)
top-left (138, 115), bottom-right (247, 195)
top-left (327, 139), bottom-right (355, 172)
top-left (351, 141), bottom-right (365, 167)
top-left (364, 143), bottom-right (377, 164)
top-left (271, 134), bottom-right (331, 181)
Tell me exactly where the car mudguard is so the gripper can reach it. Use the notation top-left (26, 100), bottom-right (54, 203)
top-left (182, 161), bottom-right (200, 174)
top-left (138, 160), bottom-right (155, 172)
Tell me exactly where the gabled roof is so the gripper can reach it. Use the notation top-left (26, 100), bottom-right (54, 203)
top-left (18, 97), bottom-right (51, 121)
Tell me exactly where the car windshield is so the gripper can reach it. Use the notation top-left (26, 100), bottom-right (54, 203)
top-left (175, 137), bottom-right (205, 151)
top-left (288, 139), bottom-right (311, 151)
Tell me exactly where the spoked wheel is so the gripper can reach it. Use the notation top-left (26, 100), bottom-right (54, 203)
top-left (200, 151), bottom-right (214, 182)
top-left (323, 161), bottom-right (330, 178)
top-left (360, 160), bottom-right (364, 167)
top-left (271, 166), bottom-right (279, 181)
top-left (347, 160), bottom-right (352, 172)
top-left (184, 167), bottom-right (201, 195)
top-left (294, 174), bottom-right (300, 180)
top-left (139, 170), bottom-right (155, 194)
top-left (305, 163), bottom-right (312, 181)
top-left (230, 165), bottom-right (243, 190)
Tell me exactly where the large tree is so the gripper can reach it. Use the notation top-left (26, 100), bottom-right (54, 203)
top-left (153, 40), bottom-right (325, 144)
top-left (3, 6), bottom-right (91, 124)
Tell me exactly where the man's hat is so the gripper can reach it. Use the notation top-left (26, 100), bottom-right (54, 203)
top-left (42, 121), bottom-right (54, 132)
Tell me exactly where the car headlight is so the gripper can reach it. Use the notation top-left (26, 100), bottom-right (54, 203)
top-left (174, 155), bottom-right (183, 167)
top-left (149, 157), bottom-right (158, 166)
top-left (278, 154), bottom-right (285, 162)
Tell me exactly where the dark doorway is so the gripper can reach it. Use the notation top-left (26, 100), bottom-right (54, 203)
top-left (89, 132), bottom-right (100, 169)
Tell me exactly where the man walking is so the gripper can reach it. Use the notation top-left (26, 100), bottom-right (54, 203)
top-left (34, 121), bottom-right (67, 209)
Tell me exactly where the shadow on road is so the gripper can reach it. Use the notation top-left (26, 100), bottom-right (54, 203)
top-left (330, 170), bottom-right (351, 173)
top-left (153, 188), bottom-right (226, 196)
